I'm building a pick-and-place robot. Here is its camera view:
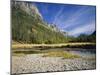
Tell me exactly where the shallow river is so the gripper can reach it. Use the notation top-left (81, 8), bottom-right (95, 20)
top-left (12, 48), bottom-right (96, 74)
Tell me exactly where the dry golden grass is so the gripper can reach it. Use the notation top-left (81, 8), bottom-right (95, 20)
top-left (12, 42), bottom-right (96, 49)
top-left (43, 50), bottom-right (81, 59)
top-left (12, 53), bottom-right (25, 57)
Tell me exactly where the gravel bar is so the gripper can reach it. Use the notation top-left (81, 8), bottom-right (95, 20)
top-left (12, 54), bottom-right (96, 74)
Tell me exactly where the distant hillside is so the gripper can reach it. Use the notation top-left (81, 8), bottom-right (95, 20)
top-left (91, 31), bottom-right (96, 35)
top-left (88, 31), bottom-right (96, 42)
top-left (11, 1), bottom-right (67, 44)
top-left (67, 31), bottom-right (96, 43)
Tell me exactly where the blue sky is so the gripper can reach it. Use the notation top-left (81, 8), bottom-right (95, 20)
top-left (34, 2), bottom-right (96, 37)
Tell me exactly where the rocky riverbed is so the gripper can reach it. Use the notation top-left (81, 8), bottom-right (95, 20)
top-left (12, 52), bottom-right (96, 74)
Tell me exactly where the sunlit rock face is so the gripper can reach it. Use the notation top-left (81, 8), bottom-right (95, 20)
top-left (11, 1), bottom-right (42, 19)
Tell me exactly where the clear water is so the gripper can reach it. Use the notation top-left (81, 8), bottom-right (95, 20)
top-left (13, 47), bottom-right (96, 58)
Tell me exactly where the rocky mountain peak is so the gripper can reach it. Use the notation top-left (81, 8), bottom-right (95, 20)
top-left (12, 0), bottom-right (42, 19)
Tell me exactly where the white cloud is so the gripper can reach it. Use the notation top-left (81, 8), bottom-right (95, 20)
top-left (61, 7), bottom-right (92, 29)
top-left (53, 7), bottom-right (64, 24)
top-left (52, 6), bottom-right (95, 31)
top-left (69, 21), bottom-right (95, 36)
top-left (46, 5), bottom-right (95, 37)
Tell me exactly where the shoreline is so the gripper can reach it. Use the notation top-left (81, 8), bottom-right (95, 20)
top-left (12, 42), bottom-right (96, 49)
top-left (12, 53), bottom-right (96, 74)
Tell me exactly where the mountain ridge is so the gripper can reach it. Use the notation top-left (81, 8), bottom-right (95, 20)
top-left (12, 1), bottom-right (42, 19)
top-left (12, 1), bottom-right (67, 44)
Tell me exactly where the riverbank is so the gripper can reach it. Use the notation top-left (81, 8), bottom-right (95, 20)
top-left (12, 43), bottom-right (96, 74)
top-left (12, 42), bottom-right (96, 49)
top-left (12, 53), bottom-right (96, 74)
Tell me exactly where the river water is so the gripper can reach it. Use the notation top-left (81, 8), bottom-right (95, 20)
top-left (12, 47), bottom-right (96, 74)
top-left (13, 47), bottom-right (96, 58)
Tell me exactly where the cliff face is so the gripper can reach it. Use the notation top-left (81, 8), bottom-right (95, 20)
top-left (11, 1), bottom-right (67, 44)
top-left (12, 1), bottom-right (42, 19)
